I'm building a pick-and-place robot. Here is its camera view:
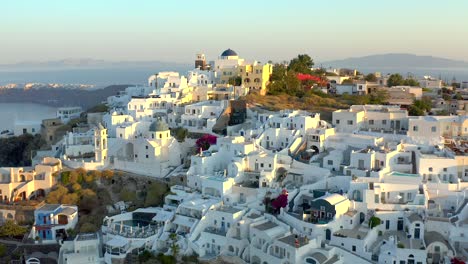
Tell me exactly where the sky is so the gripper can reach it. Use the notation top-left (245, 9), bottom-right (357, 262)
top-left (2, 0), bottom-right (468, 64)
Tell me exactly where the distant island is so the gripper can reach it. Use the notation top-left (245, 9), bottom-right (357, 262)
top-left (321, 53), bottom-right (468, 69)
top-left (0, 58), bottom-right (190, 71)
top-left (0, 85), bottom-right (129, 110)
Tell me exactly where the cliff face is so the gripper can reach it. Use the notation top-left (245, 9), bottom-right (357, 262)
top-left (0, 85), bottom-right (128, 110)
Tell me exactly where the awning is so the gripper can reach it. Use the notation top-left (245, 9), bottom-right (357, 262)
top-left (106, 237), bottom-right (127, 248)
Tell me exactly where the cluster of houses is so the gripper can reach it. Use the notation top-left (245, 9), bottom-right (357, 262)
top-left (3, 50), bottom-right (468, 264)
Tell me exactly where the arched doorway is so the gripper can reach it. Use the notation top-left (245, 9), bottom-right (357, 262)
top-left (251, 256), bottom-right (261, 264)
top-left (58, 215), bottom-right (68, 225)
top-left (311, 146), bottom-right (319, 155)
top-left (125, 142), bottom-right (134, 161)
top-left (325, 229), bottom-right (331, 240)
top-left (360, 212), bottom-right (365, 224)
top-left (29, 189), bottom-right (46, 200)
top-left (17, 191), bottom-right (26, 201)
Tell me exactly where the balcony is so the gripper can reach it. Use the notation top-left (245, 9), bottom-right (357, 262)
top-left (204, 227), bottom-right (227, 236)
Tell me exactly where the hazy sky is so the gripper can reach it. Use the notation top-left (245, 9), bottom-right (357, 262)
top-left (2, 0), bottom-right (468, 64)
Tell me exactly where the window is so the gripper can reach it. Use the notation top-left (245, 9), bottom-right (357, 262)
top-left (146, 155), bottom-right (149, 159)
top-left (320, 206), bottom-right (325, 211)
top-left (369, 120), bottom-right (374, 125)
top-left (429, 167), bottom-right (433, 172)
top-left (146, 146), bottom-right (148, 149)
top-left (352, 245), bottom-right (356, 252)
top-left (336, 119), bottom-right (340, 124)
top-left (328, 160), bottom-right (333, 165)
top-left (382, 120), bottom-right (387, 125)
top-left (443, 168), bottom-right (447, 172)
top-left (375, 194), bottom-right (379, 203)
top-left (347, 120), bottom-right (353, 125)
top-left (413, 126), bottom-right (418, 131)
top-left (431, 126), bottom-right (436, 132)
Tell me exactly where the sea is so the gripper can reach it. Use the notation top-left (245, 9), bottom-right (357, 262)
top-left (0, 67), bottom-right (467, 86)
top-left (0, 66), bottom-right (467, 132)
top-left (357, 67), bottom-right (468, 82)
top-left (0, 103), bottom-right (58, 132)
top-left (0, 67), bottom-right (190, 86)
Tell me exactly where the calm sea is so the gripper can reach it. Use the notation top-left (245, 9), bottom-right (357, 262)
top-left (0, 103), bottom-right (57, 131)
top-left (0, 67), bottom-right (190, 86)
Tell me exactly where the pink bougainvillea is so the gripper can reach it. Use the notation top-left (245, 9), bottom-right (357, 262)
top-left (196, 134), bottom-right (217, 151)
top-left (271, 189), bottom-right (288, 209)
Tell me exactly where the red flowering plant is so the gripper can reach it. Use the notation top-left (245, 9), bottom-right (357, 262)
top-left (196, 134), bottom-right (217, 151)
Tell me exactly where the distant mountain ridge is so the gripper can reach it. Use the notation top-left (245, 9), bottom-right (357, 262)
top-left (0, 58), bottom-right (190, 71)
top-left (0, 85), bottom-right (129, 110)
top-left (321, 53), bottom-right (468, 69)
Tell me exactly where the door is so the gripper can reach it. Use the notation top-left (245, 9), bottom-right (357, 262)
top-left (397, 218), bottom-right (404, 231)
top-left (396, 120), bottom-right (401, 130)
top-left (414, 228), bottom-right (420, 239)
top-left (325, 229), bottom-right (331, 240)
top-left (386, 220), bottom-right (390, 230)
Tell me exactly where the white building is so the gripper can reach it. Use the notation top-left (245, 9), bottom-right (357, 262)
top-left (57, 107), bottom-right (83, 123)
top-left (59, 233), bottom-right (104, 264)
top-left (113, 119), bottom-right (182, 177)
top-left (0, 157), bottom-right (61, 204)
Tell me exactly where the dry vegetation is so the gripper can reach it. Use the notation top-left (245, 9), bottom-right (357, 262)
top-left (242, 93), bottom-right (349, 122)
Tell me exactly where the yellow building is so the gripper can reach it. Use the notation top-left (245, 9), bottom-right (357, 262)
top-left (214, 49), bottom-right (272, 95)
top-left (239, 62), bottom-right (272, 95)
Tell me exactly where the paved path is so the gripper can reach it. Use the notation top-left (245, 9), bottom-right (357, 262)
top-left (0, 238), bottom-right (23, 245)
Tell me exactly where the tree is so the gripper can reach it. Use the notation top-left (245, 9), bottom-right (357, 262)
top-left (0, 220), bottom-right (27, 238)
top-left (84, 171), bottom-right (99, 183)
top-left (365, 73), bottom-right (377, 82)
top-left (80, 222), bottom-right (98, 233)
top-left (68, 170), bottom-right (79, 184)
top-left (138, 250), bottom-right (154, 263)
top-left (101, 170), bottom-right (114, 180)
top-left (341, 79), bottom-right (354, 85)
top-left (71, 183), bottom-right (82, 192)
top-left (408, 105), bottom-right (425, 116)
top-left (120, 189), bottom-right (136, 202)
top-left (169, 233), bottom-right (180, 259)
top-left (61, 193), bottom-right (79, 205)
top-left (79, 189), bottom-right (98, 211)
top-left (369, 90), bottom-right (389, 104)
top-left (270, 64), bottom-right (287, 81)
top-left (171, 127), bottom-right (188, 142)
top-left (285, 71), bottom-right (303, 97)
top-left (387, 74), bottom-right (404, 87)
top-left (369, 216), bottom-right (381, 229)
top-left (228, 76), bottom-right (242, 86)
top-left (0, 133), bottom-right (45, 167)
top-left (403, 78), bottom-right (420, 87)
top-left (46, 185), bottom-right (69, 204)
top-left (442, 94), bottom-right (451, 101)
top-left (61, 171), bottom-right (71, 185)
top-left (288, 54), bottom-right (314, 74)
top-left (0, 244), bottom-right (6, 257)
top-left (414, 97), bottom-right (432, 112)
top-left (144, 182), bottom-right (169, 207)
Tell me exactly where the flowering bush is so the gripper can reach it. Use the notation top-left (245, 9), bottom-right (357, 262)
top-left (196, 134), bottom-right (217, 151)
